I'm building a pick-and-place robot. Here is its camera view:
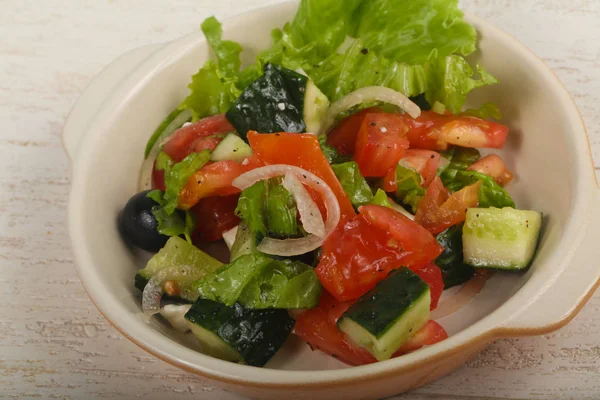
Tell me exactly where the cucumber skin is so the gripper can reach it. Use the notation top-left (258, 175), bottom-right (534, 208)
top-left (340, 268), bottom-right (429, 338)
top-left (185, 299), bottom-right (294, 367)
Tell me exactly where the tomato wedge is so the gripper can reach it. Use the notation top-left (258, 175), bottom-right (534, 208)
top-left (294, 292), bottom-right (376, 366)
top-left (294, 293), bottom-right (448, 366)
top-left (468, 154), bottom-right (514, 186)
top-left (392, 320), bottom-right (448, 356)
top-left (402, 111), bottom-right (509, 150)
top-left (415, 176), bottom-right (481, 234)
top-left (178, 156), bottom-right (262, 210)
top-left (410, 263), bottom-right (444, 310)
top-left (326, 108), bottom-right (380, 155)
top-left (354, 113), bottom-right (410, 177)
top-left (359, 205), bottom-right (443, 268)
top-left (162, 114), bottom-right (234, 162)
top-left (190, 195), bottom-right (240, 242)
top-left (316, 206), bottom-right (442, 302)
top-left (247, 131), bottom-right (355, 217)
top-left (383, 149), bottom-right (441, 192)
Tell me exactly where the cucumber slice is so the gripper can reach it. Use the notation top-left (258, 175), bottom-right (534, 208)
top-left (304, 79), bottom-right (330, 134)
top-left (185, 299), bottom-right (294, 367)
top-left (210, 133), bottom-right (252, 162)
top-left (463, 207), bottom-right (542, 270)
top-left (135, 237), bottom-right (223, 301)
top-left (338, 268), bottom-right (430, 361)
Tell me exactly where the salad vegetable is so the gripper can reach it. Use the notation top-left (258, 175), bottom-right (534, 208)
top-left (119, 0), bottom-right (544, 368)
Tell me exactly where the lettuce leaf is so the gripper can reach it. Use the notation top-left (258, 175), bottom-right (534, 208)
top-left (331, 161), bottom-right (373, 207)
top-left (318, 134), bottom-right (348, 164)
top-left (440, 146), bottom-right (481, 185)
top-left (163, 150), bottom-right (211, 214)
top-left (446, 170), bottom-right (515, 208)
top-left (371, 189), bottom-right (392, 207)
top-left (147, 190), bottom-right (196, 243)
top-left (235, 178), bottom-right (300, 240)
top-left (201, 16), bottom-right (242, 77)
top-left (194, 254), bottom-right (321, 309)
top-left (395, 164), bottom-right (426, 212)
top-left (351, 0), bottom-right (476, 65)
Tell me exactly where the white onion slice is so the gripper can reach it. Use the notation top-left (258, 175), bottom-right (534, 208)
top-left (141, 265), bottom-right (200, 321)
top-left (222, 225), bottom-right (239, 250)
top-left (232, 165), bottom-right (341, 256)
top-left (322, 86), bottom-right (421, 133)
top-left (282, 172), bottom-right (325, 237)
top-left (159, 304), bottom-right (192, 333)
top-left (138, 109), bottom-right (193, 191)
top-left (430, 270), bottom-right (492, 320)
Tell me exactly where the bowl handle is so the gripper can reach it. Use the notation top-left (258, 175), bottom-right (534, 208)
top-left (498, 188), bottom-right (600, 334)
top-left (62, 43), bottom-right (163, 161)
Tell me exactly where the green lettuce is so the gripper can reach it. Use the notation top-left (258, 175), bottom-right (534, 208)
top-left (395, 164), bottom-right (426, 212)
top-left (440, 146), bottom-right (481, 185)
top-left (318, 134), bottom-right (348, 164)
top-left (352, 0), bottom-right (476, 65)
top-left (194, 254), bottom-right (321, 309)
top-left (371, 189), bottom-right (391, 207)
top-left (201, 16), bottom-right (242, 77)
top-left (162, 150), bottom-right (211, 214)
top-left (446, 170), bottom-right (515, 208)
top-left (235, 178), bottom-right (300, 239)
top-left (331, 161), bottom-right (373, 207)
top-left (147, 190), bottom-right (196, 243)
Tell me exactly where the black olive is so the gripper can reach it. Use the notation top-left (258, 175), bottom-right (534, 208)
top-left (119, 190), bottom-right (169, 252)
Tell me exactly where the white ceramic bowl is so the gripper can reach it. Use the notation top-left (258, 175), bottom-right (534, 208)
top-left (64, 2), bottom-right (600, 399)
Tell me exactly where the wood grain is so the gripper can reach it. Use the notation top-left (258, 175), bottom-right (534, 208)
top-left (0, 0), bottom-right (599, 399)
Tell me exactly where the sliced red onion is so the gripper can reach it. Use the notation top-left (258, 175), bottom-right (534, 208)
top-left (322, 86), bottom-right (421, 133)
top-left (430, 270), bottom-right (491, 320)
top-left (282, 172), bottom-right (325, 237)
top-left (232, 165), bottom-right (340, 256)
top-left (142, 265), bottom-right (201, 321)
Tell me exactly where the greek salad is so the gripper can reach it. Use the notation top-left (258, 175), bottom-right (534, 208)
top-left (119, 0), bottom-right (543, 367)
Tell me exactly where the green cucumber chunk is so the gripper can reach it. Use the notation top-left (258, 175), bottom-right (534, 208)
top-left (210, 133), bottom-right (253, 162)
top-left (304, 79), bottom-right (330, 134)
top-left (185, 299), bottom-right (294, 367)
top-left (135, 237), bottom-right (223, 302)
top-left (338, 268), bottom-right (431, 361)
top-left (463, 207), bottom-right (542, 270)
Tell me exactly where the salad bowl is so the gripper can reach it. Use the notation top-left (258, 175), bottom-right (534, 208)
top-left (64, 1), bottom-right (600, 399)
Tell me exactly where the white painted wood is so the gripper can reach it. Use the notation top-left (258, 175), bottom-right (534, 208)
top-left (1, 0), bottom-right (598, 399)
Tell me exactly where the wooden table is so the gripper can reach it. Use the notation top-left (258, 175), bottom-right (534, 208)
top-left (2, 0), bottom-right (599, 398)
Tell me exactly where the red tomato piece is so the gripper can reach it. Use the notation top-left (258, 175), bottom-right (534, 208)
top-left (402, 111), bottom-right (509, 150)
top-left (162, 114), bottom-right (233, 162)
top-left (354, 113), bottom-right (410, 177)
top-left (247, 131), bottom-right (355, 218)
top-left (415, 177), bottom-right (481, 235)
top-left (384, 150), bottom-right (442, 192)
top-left (190, 195), bottom-right (240, 242)
top-left (401, 149), bottom-right (441, 188)
top-left (358, 205), bottom-right (443, 268)
top-left (410, 263), bottom-right (444, 310)
top-left (178, 156), bottom-right (263, 210)
top-left (468, 154), bottom-right (514, 186)
top-left (392, 320), bottom-right (448, 356)
top-left (152, 163), bottom-right (166, 191)
top-left (294, 292), bottom-right (376, 366)
top-left (316, 215), bottom-right (407, 302)
top-left (325, 108), bottom-right (380, 155)
top-left (316, 206), bottom-right (442, 302)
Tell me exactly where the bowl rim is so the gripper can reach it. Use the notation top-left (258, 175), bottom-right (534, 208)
top-left (66, 1), bottom-right (600, 388)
